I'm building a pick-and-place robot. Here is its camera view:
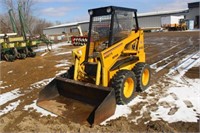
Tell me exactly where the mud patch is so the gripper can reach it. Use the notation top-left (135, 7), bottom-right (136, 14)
top-left (0, 31), bottom-right (199, 132)
top-left (169, 121), bottom-right (199, 132)
top-left (147, 121), bottom-right (175, 132)
top-left (185, 67), bottom-right (199, 79)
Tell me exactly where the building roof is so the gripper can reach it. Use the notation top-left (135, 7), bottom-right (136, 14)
top-left (137, 9), bottom-right (188, 17)
top-left (44, 9), bottom-right (188, 30)
top-left (44, 20), bottom-right (89, 30)
top-left (188, 2), bottom-right (200, 8)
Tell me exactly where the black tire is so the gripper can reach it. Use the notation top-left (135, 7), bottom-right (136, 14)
top-left (25, 47), bottom-right (29, 55)
top-left (19, 53), bottom-right (26, 59)
top-left (3, 54), bottom-right (15, 62)
top-left (28, 47), bottom-right (33, 52)
top-left (133, 63), bottom-right (151, 92)
top-left (111, 70), bottom-right (137, 105)
top-left (29, 52), bottom-right (36, 57)
top-left (13, 48), bottom-right (20, 59)
top-left (61, 65), bottom-right (74, 79)
top-left (8, 55), bottom-right (15, 62)
top-left (3, 54), bottom-right (9, 61)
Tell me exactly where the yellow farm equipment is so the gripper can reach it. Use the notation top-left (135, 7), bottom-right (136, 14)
top-left (37, 6), bottom-right (151, 125)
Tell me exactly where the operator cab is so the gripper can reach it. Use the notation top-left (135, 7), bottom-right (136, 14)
top-left (86, 6), bottom-right (139, 60)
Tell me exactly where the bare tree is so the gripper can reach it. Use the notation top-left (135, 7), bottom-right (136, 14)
top-left (32, 18), bottom-right (53, 35)
top-left (1, 0), bottom-right (35, 34)
top-left (0, 14), bottom-right (13, 33)
top-left (0, 0), bottom-right (53, 35)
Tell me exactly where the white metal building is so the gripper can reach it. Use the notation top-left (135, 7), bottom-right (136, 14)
top-left (137, 9), bottom-right (188, 29)
top-left (43, 21), bottom-right (89, 35)
top-left (43, 2), bottom-right (199, 35)
top-left (186, 2), bottom-right (200, 28)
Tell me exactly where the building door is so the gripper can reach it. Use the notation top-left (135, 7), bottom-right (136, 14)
top-left (195, 15), bottom-right (199, 28)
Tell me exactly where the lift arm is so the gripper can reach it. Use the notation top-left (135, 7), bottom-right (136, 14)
top-left (8, 9), bottom-right (18, 33)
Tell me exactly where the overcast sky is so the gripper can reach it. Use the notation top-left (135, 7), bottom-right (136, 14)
top-left (0, 0), bottom-right (198, 23)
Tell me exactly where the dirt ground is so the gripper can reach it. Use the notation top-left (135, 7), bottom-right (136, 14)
top-left (0, 31), bottom-right (199, 132)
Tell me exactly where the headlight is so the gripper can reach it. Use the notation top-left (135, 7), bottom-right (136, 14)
top-left (78, 50), bottom-right (82, 55)
top-left (106, 7), bottom-right (111, 13)
top-left (89, 10), bottom-right (93, 15)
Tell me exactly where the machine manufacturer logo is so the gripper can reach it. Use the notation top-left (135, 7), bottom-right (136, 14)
top-left (104, 43), bottom-right (122, 59)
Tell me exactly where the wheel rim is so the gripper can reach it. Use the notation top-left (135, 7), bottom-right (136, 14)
top-left (142, 68), bottom-right (150, 86)
top-left (123, 77), bottom-right (134, 98)
top-left (4, 54), bottom-right (9, 61)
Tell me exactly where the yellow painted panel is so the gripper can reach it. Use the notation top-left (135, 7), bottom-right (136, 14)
top-left (31, 41), bottom-right (37, 45)
top-left (8, 43), bottom-right (15, 48)
top-left (19, 42), bottom-right (26, 47)
top-left (0, 39), bottom-right (4, 43)
top-left (9, 37), bottom-right (24, 42)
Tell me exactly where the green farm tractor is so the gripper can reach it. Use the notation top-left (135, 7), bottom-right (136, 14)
top-left (0, 36), bottom-right (40, 61)
top-left (0, 38), bottom-right (15, 61)
top-left (0, 4), bottom-right (39, 62)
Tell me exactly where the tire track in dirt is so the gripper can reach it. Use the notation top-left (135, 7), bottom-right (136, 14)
top-left (0, 45), bottom-right (75, 94)
top-left (150, 45), bottom-right (198, 85)
top-left (0, 32), bottom-right (199, 132)
top-left (146, 35), bottom-right (198, 86)
top-left (0, 46), bottom-right (75, 132)
top-left (124, 34), bottom-right (199, 132)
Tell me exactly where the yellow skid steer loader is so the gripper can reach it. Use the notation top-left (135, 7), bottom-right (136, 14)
top-left (37, 6), bottom-right (151, 125)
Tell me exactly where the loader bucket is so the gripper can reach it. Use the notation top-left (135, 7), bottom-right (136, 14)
top-left (37, 76), bottom-right (116, 125)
